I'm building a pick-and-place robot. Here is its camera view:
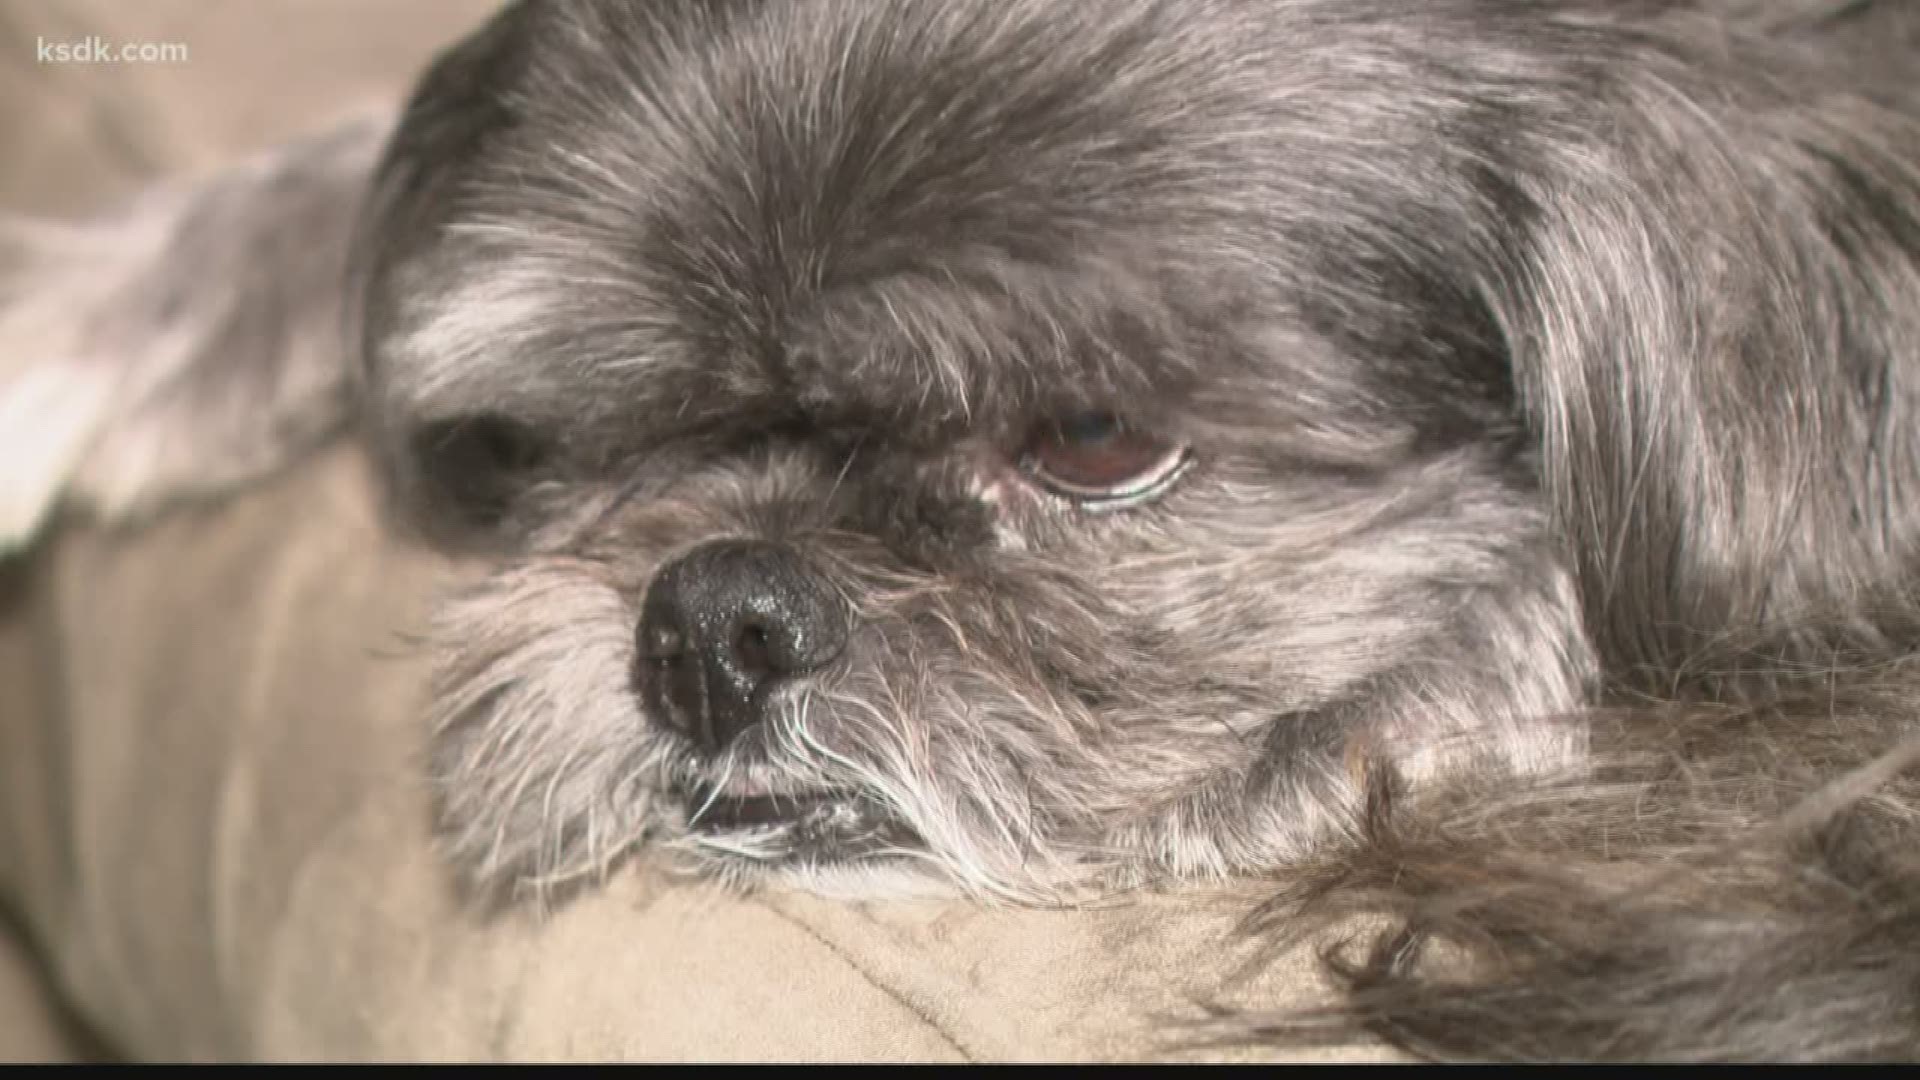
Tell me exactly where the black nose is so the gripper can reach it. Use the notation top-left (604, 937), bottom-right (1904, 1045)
top-left (634, 539), bottom-right (848, 752)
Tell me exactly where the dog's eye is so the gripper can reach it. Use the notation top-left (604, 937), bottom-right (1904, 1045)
top-left (1018, 412), bottom-right (1191, 509)
top-left (410, 413), bottom-right (549, 530)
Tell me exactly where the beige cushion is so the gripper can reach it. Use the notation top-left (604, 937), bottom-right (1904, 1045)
top-left (0, 920), bottom-right (88, 1062)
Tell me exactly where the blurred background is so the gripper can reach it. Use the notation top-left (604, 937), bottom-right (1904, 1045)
top-left (0, 0), bottom-right (497, 215)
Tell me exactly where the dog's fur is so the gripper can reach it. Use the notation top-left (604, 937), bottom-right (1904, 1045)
top-left (6, 0), bottom-right (1920, 1061)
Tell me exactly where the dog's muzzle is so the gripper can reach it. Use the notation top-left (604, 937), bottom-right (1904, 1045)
top-left (633, 539), bottom-right (848, 752)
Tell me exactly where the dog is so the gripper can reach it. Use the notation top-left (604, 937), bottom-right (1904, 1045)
top-left (5, 0), bottom-right (1920, 1061)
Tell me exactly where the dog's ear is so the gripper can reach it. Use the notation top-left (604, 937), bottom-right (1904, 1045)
top-left (1488, 41), bottom-right (1920, 679)
top-left (0, 112), bottom-right (390, 551)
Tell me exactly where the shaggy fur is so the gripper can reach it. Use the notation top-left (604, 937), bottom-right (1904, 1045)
top-left (5, 0), bottom-right (1920, 1062)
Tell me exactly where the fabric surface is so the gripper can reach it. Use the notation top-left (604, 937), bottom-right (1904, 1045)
top-left (0, 0), bottom-right (1391, 1062)
top-left (0, 917), bottom-right (89, 1062)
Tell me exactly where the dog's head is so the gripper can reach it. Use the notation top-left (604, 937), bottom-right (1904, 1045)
top-left (342, 0), bottom-right (1920, 902)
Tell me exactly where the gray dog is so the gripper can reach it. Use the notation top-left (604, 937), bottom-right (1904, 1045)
top-left (6, 0), bottom-right (1920, 1062)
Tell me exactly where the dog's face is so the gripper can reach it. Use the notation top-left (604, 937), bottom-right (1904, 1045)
top-left (352, 0), bottom-right (1623, 900)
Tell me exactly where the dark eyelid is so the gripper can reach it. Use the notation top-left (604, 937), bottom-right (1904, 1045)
top-left (1016, 411), bottom-right (1192, 510)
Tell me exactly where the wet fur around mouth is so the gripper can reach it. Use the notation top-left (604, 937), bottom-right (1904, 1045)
top-left (676, 784), bottom-right (920, 867)
top-left (6, 0), bottom-right (1920, 1062)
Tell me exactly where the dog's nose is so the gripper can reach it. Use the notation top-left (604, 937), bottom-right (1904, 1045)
top-left (634, 539), bottom-right (847, 751)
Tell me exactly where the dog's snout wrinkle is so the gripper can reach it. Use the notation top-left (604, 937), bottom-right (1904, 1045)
top-left (634, 539), bottom-right (847, 751)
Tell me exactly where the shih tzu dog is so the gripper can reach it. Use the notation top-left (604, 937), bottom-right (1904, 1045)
top-left (6, 0), bottom-right (1920, 1061)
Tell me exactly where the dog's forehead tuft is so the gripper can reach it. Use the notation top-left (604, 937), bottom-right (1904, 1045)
top-left (381, 0), bottom-right (1292, 432)
top-left (365, 0), bottom-right (1530, 453)
top-left (564, 0), bottom-right (1279, 427)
